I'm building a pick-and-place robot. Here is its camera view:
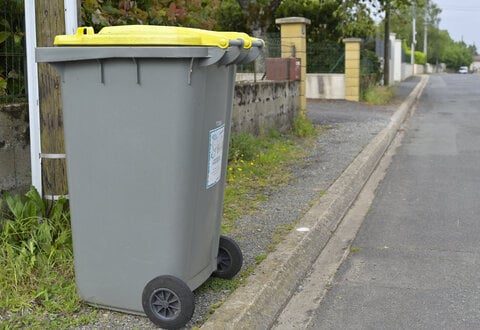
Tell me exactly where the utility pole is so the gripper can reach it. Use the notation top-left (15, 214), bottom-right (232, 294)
top-left (424, 0), bottom-right (428, 57)
top-left (36, 0), bottom-right (68, 199)
top-left (384, 1), bottom-right (390, 85)
top-left (411, 1), bottom-right (416, 68)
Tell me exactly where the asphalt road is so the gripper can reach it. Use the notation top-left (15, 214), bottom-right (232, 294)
top-left (277, 73), bottom-right (480, 329)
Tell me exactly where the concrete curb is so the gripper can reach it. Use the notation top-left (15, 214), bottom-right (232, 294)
top-left (200, 75), bottom-right (429, 330)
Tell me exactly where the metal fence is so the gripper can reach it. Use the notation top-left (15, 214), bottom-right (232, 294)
top-left (1, 0), bottom-right (27, 104)
top-left (307, 42), bottom-right (345, 74)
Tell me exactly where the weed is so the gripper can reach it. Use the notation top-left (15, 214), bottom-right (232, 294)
top-left (198, 277), bottom-right (242, 293)
top-left (350, 246), bottom-right (362, 253)
top-left (293, 112), bottom-right (318, 138)
top-left (254, 254), bottom-right (267, 264)
top-left (362, 84), bottom-right (395, 105)
top-left (223, 129), bottom-right (312, 232)
top-left (228, 132), bottom-right (258, 161)
top-left (266, 224), bottom-right (295, 253)
top-left (0, 187), bottom-right (96, 328)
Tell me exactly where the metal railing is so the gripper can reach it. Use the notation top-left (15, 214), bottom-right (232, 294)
top-left (307, 42), bottom-right (345, 74)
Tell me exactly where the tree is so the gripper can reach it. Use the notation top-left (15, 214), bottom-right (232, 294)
top-left (388, 0), bottom-right (441, 59)
top-left (443, 41), bottom-right (474, 69)
top-left (275, 0), bottom-right (375, 44)
top-left (382, 0), bottom-right (475, 69)
top-left (214, 0), bottom-right (250, 33)
top-left (359, 0), bottom-right (421, 84)
top-left (81, 0), bottom-right (219, 31)
top-left (234, 0), bottom-right (281, 37)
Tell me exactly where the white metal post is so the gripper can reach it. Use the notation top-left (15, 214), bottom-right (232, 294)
top-left (25, 1), bottom-right (77, 197)
top-left (24, 0), bottom-right (42, 196)
top-left (411, 2), bottom-right (416, 73)
top-left (64, 0), bottom-right (78, 35)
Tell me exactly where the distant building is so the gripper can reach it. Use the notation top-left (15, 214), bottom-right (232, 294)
top-left (471, 55), bottom-right (480, 73)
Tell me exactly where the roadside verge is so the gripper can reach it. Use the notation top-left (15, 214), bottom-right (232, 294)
top-left (201, 75), bottom-right (429, 330)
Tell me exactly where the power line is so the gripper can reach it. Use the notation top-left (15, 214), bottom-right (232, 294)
top-left (439, 6), bottom-right (480, 12)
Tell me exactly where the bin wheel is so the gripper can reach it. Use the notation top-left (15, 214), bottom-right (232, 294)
top-left (212, 235), bottom-right (243, 279)
top-left (142, 275), bottom-right (194, 329)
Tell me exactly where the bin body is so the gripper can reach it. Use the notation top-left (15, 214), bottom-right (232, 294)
top-left (36, 26), bottom-right (262, 315)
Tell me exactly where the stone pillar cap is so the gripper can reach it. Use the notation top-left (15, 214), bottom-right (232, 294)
top-left (275, 17), bottom-right (311, 25)
top-left (343, 38), bottom-right (362, 43)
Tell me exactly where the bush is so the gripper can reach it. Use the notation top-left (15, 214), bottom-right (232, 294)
top-left (0, 188), bottom-right (80, 326)
top-left (362, 84), bottom-right (394, 105)
top-left (228, 132), bottom-right (259, 161)
top-left (293, 112), bottom-right (317, 137)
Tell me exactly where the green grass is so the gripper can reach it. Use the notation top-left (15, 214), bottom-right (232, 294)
top-left (0, 188), bottom-right (98, 328)
top-left (223, 117), bottom-right (318, 233)
top-left (362, 84), bottom-right (395, 105)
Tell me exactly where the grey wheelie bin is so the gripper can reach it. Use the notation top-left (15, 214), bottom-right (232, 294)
top-left (36, 25), bottom-right (263, 329)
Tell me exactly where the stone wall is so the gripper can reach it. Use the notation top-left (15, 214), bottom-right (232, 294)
top-left (232, 80), bottom-right (300, 135)
top-left (0, 103), bottom-right (31, 195)
top-left (0, 81), bottom-right (300, 194)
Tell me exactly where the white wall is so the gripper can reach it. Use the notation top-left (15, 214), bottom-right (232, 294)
top-left (393, 40), bottom-right (402, 82)
top-left (306, 74), bottom-right (345, 99)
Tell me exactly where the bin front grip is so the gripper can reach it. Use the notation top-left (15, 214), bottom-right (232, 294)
top-left (217, 46), bottom-right (242, 66)
top-left (237, 46), bottom-right (262, 65)
top-left (198, 48), bottom-right (226, 67)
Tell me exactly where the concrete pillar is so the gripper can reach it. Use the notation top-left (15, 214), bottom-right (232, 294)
top-left (275, 17), bottom-right (311, 111)
top-left (343, 38), bottom-right (362, 102)
top-left (393, 39), bottom-right (402, 82)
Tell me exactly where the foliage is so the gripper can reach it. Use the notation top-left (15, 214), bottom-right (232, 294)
top-left (234, 0), bottom-right (282, 37)
top-left (81, 0), bottom-right (220, 31)
top-left (307, 42), bottom-right (345, 73)
top-left (381, 0), bottom-right (474, 68)
top-left (402, 41), bottom-right (426, 65)
top-left (333, 0), bottom-right (376, 40)
top-left (293, 112), bottom-right (318, 138)
top-left (0, 0), bottom-right (26, 102)
top-left (276, 0), bottom-right (375, 43)
top-left (443, 41), bottom-right (474, 69)
top-left (362, 84), bottom-right (394, 105)
top-left (414, 51), bottom-right (427, 65)
top-left (387, 0), bottom-right (441, 54)
top-left (360, 48), bottom-right (382, 92)
top-left (0, 187), bottom-right (95, 327)
top-left (214, 0), bottom-right (249, 32)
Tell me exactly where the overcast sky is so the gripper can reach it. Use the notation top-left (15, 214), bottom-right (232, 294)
top-left (433, 0), bottom-right (480, 47)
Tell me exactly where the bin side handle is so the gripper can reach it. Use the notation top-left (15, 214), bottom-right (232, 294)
top-left (188, 58), bottom-right (194, 85)
top-left (95, 59), bottom-right (105, 84)
top-left (132, 58), bottom-right (141, 85)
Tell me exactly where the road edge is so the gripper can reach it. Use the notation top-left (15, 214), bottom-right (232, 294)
top-left (200, 75), bottom-right (429, 330)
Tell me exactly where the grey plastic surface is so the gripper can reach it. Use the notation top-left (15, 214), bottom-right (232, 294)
top-left (36, 44), bottom-right (260, 314)
top-left (36, 46), bottom-right (211, 62)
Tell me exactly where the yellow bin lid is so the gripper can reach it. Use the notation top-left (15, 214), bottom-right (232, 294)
top-left (54, 25), bottom-right (256, 49)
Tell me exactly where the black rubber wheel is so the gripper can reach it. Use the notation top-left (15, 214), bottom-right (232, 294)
top-left (142, 275), bottom-right (194, 329)
top-left (212, 235), bottom-right (243, 279)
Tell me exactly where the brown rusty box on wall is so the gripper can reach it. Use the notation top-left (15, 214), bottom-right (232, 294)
top-left (266, 57), bottom-right (301, 81)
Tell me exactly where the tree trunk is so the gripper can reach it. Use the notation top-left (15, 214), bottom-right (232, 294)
top-left (36, 0), bottom-right (68, 197)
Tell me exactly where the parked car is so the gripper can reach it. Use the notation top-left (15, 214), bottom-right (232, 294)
top-left (459, 66), bottom-right (469, 74)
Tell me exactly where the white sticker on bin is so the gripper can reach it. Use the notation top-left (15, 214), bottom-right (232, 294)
top-left (207, 124), bottom-right (225, 189)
